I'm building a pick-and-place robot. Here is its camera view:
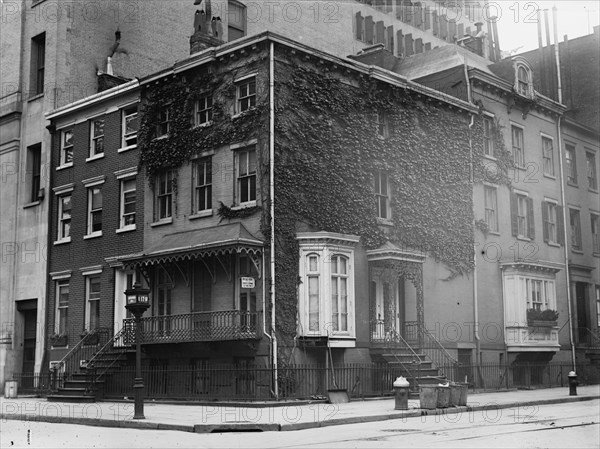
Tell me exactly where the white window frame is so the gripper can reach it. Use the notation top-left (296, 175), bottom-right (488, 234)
top-left (118, 176), bottom-right (137, 231)
top-left (193, 157), bottom-right (212, 215)
top-left (89, 118), bottom-right (105, 159)
top-left (570, 208), bottom-right (582, 250)
top-left (541, 135), bottom-right (554, 177)
top-left (484, 185), bottom-right (498, 233)
top-left (525, 277), bottom-right (555, 311)
top-left (155, 106), bottom-right (170, 138)
top-left (57, 193), bottom-right (72, 243)
top-left (236, 76), bottom-right (256, 114)
top-left (483, 116), bottom-right (494, 158)
top-left (154, 170), bottom-right (173, 222)
top-left (55, 278), bottom-right (70, 336)
top-left (297, 232), bottom-right (359, 341)
top-left (374, 171), bottom-right (391, 220)
top-left (60, 129), bottom-right (74, 167)
top-left (516, 63), bottom-right (533, 97)
top-left (511, 124), bottom-right (525, 168)
top-left (85, 184), bottom-right (103, 238)
top-left (517, 193), bottom-right (528, 238)
top-left (85, 273), bottom-right (102, 332)
top-left (545, 200), bottom-right (558, 244)
top-left (591, 213), bottom-right (599, 255)
top-left (586, 150), bottom-right (598, 191)
top-left (194, 94), bottom-right (213, 126)
top-left (121, 105), bottom-right (138, 150)
top-left (565, 144), bottom-right (577, 185)
top-left (236, 147), bottom-right (257, 206)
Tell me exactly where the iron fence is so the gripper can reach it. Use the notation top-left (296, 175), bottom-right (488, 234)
top-left (10, 372), bottom-right (64, 396)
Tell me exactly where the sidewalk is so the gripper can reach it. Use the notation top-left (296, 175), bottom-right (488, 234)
top-left (1, 385), bottom-right (599, 433)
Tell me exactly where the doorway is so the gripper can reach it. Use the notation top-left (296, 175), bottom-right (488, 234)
top-left (575, 282), bottom-right (590, 342)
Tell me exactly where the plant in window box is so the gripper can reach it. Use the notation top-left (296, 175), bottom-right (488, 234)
top-left (80, 329), bottom-right (99, 345)
top-left (50, 333), bottom-right (68, 346)
top-left (527, 308), bottom-right (559, 327)
top-left (475, 218), bottom-right (490, 237)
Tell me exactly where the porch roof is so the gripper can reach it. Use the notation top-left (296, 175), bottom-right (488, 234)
top-left (120, 223), bottom-right (263, 267)
top-left (366, 241), bottom-right (426, 263)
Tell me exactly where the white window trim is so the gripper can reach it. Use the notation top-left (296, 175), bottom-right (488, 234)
top-left (85, 184), bottom-right (104, 238)
top-left (482, 114), bottom-right (496, 159)
top-left (53, 183), bottom-right (74, 195)
top-left (55, 278), bottom-right (70, 335)
top-left (120, 105), bottom-right (138, 151)
top-left (118, 176), bottom-right (137, 232)
top-left (510, 122), bottom-right (525, 169)
top-left (193, 94), bottom-right (213, 127)
top-left (59, 129), bottom-right (74, 168)
top-left (55, 192), bottom-right (72, 244)
top-left (234, 75), bottom-right (257, 116)
top-left (88, 118), bottom-right (105, 159)
top-left (484, 184), bottom-right (499, 234)
top-left (84, 273), bottom-right (101, 332)
top-left (235, 147), bottom-right (257, 207)
top-left (540, 133), bottom-right (555, 178)
top-left (297, 232), bottom-right (359, 340)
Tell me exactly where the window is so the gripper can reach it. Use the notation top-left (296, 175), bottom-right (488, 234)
top-left (565, 144), bottom-right (577, 184)
top-left (156, 106), bottom-right (170, 138)
top-left (511, 125), bottom-right (524, 167)
top-left (587, 151), bottom-right (597, 190)
top-left (89, 118), bottom-right (105, 157)
top-left (511, 192), bottom-right (534, 239)
top-left (484, 185), bottom-right (498, 232)
top-left (57, 194), bottom-right (72, 241)
top-left (525, 278), bottom-right (555, 311)
top-left (60, 130), bottom-right (74, 166)
top-left (542, 201), bottom-right (563, 245)
top-left (56, 280), bottom-right (69, 335)
top-left (86, 275), bottom-right (101, 331)
top-left (591, 213), bottom-right (599, 255)
top-left (155, 170), bottom-right (173, 221)
top-left (31, 33), bottom-right (45, 95)
top-left (122, 106), bottom-right (138, 148)
top-left (194, 94), bottom-right (213, 126)
top-left (374, 171), bottom-right (391, 220)
top-left (516, 64), bottom-right (531, 96)
top-left (228, 0), bottom-right (246, 41)
top-left (87, 186), bottom-right (103, 235)
top-left (375, 111), bottom-right (389, 138)
top-left (596, 285), bottom-right (600, 327)
top-left (156, 266), bottom-right (172, 334)
top-left (237, 77), bottom-right (256, 113)
top-left (542, 136), bottom-right (554, 176)
top-left (570, 208), bottom-right (581, 250)
top-left (119, 178), bottom-right (136, 229)
top-left (297, 232), bottom-right (359, 339)
top-left (237, 255), bottom-right (257, 332)
top-left (483, 117), bottom-right (494, 157)
top-left (330, 255), bottom-right (349, 332)
top-left (27, 144), bottom-right (41, 203)
top-left (193, 157), bottom-right (212, 213)
top-left (237, 148), bottom-right (256, 204)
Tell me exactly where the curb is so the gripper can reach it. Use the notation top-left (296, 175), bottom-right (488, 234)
top-left (1, 395), bottom-right (597, 433)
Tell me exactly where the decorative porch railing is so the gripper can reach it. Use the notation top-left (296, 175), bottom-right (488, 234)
top-left (123, 310), bottom-right (259, 344)
top-left (50, 328), bottom-right (111, 390)
top-left (576, 327), bottom-right (600, 349)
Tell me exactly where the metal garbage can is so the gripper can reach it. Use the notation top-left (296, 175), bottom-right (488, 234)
top-left (449, 383), bottom-right (461, 406)
top-left (436, 384), bottom-right (450, 408)
top-left (393, 376), bottom-right (410, 410)
top-left (419, 385), bottom-right (438, 409)
top-left (4, 380), bottom-right (18, 398)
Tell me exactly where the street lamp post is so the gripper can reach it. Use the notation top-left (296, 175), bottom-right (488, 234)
top-left (125, 282), bottom-right (150, 420)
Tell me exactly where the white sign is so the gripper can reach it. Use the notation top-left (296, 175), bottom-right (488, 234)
top-left (241, 277), bottom-right (255, 289)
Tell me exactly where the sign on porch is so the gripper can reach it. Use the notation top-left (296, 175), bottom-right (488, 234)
top-left (241, 277), bottom-right (255, 289)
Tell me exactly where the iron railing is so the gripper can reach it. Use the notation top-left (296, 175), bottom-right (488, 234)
top-left (50, 328), bottom-right (111, 390)
top-left (123, 310), bottom-right (259, 344)
top-left (85, 326), bottom-right (133, 394)
top-left (11, 372), bottom-right (64, 395)
top-left (576, 327), bottom-right (600, 349)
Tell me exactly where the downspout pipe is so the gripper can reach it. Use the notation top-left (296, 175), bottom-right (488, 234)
top-left (269, 41), bottom-right (278, 399)
top-left (552, 7), bottom-right (576, 371)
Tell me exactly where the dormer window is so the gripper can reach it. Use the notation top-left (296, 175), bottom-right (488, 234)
top-left (516, 64), bottom-right (533, 97)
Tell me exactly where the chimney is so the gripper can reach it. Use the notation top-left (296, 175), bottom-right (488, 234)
top-left (190, 0), bottom-right (223, 54)
top-left (348, 43), bottom-right (400, 72)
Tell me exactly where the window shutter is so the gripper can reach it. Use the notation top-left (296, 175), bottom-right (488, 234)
top-left (510, 192), bottom-right (518, 237)
top-left (541, 201), bottom-right (549, 243)
top-left (557, 205), bottom-right (565, 245)
top-left (527, 197), bottom-right (535, 239)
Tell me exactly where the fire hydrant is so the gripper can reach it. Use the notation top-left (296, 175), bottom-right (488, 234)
top-left (568, 371), bottom-right (578, 396)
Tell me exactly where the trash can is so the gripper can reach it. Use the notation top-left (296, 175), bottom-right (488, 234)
top-left (419, 385), bottom-right (438, 410)
top-left (4, 380), bottom-right (18, 398)
top-left (393, 376), bottom-right (410, 410)
top-left (457, 382), bottom-right (468, 406)
top-left (436, 383), bottom-right (450, 408)
top-left (449, 383), bottom-right (461, 406)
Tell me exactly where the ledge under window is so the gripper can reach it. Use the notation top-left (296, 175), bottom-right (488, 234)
top-left (231, 201), bottom-right (257, 210)
top-left (27, 93), bottom-right (44, 102)
top-left (193, 122), bottom-right (213, 129)
top-left (150, 217), bottom-right (173, 227)
top-left (22, 201), bottom-right (40, 209)
top-left (85, 153), bottom-right (104, 163)
top-left (571, 248), bottom-right (584, 254)
top-left (547, 241), bottom-right (560, 248)
top-left (543, 173), bottom-right (556, 180)
top-left (83, 231), bottom-right (102, 240)
top-left (117, 144), bottom-right (137, 153)
top-left (56, 163), bottom-right (74, 171)
top-left (54, 237), bottom-right (71, 245)
top-left (116, 225), bottom-right (136, 234)
top-left (189, 209), bottom-right (213, 220)
top-left (231, 109), bottom-right (256, 120)
top-left (376, 217), bottom-right (393, 226)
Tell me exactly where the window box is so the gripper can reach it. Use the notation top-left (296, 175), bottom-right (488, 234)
top-left (528, 320), bottom-right (557, 328)
top-left (50, 334), bottom-right (68, 347)
top-left (526, 308), bottom-right (558, 325)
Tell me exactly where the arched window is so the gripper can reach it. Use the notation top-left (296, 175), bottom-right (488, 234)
top-left (330, 255), bottom-right (349, 332)
top-left (517, 65), bottom-right (531, 96)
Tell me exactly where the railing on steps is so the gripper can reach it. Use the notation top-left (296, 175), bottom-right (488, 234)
top-left (85, 326), bottom-right (133, 395)
top-left (414, 324), bottom-right (459, 381)
top-left (389, 332), bottom-right (422, 389)
top-left (576, 327), bottom-right (600, 349)
top-left (50, 328), bottom-right (111, 391)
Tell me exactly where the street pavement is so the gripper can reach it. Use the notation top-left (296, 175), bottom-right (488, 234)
top-left (1, 385), bottom-right (598, 433)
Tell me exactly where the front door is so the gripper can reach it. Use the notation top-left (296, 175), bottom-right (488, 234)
top-left (576, 282), bottom-right (590, 342)
top-left (372, 273), bottom-right (404, 342)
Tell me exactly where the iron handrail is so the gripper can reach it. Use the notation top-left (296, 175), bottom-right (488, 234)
top-left (50, 328), bottom-right (109, 375)
top-left (86, 326), bottom-right (132, 394)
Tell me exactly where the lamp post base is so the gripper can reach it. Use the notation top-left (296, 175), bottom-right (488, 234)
top-left (133, 378), bottom-right (145, 419)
